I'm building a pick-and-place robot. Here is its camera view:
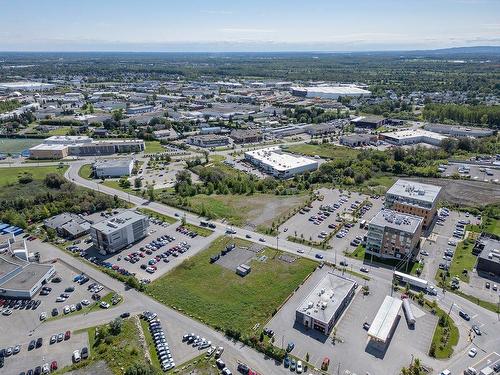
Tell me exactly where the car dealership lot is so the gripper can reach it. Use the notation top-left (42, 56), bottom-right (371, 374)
top-left (80, 219), bottom-right (215, 282)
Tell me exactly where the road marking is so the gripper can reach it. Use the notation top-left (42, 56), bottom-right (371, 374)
top-left (472, 314), bottom-right (478, 319)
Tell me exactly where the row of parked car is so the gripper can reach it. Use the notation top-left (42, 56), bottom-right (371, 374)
top-left (17, 360), bottom-right (58, 374)
top-left (143, 312), bottom-right (175, 372)
top-left (0, 298), bottom-right (41, 316)
top-left (176, 225), bottom-right (199, 238)
top-left (181, 333), bottom-right (212, 350)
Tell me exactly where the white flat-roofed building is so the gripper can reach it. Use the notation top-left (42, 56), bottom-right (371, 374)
top-left (380, 129), bottom-right (448, 146)
top-left (367, 295), bottom-right (402, 343)
top-left (0, 81), bottom-right (55, 92)
top-left (295, 272), bottom-right (356, 335)
top-left (93, 159), bottom-right (134, 178)
top-left (385, 179), bottom-right (442, 229)
top-left (245, 146), bottom-right (319, 179)
top-left (291, 86), bottom-right (371, 99)
top-left (90, 211), bottom-right (149, 254)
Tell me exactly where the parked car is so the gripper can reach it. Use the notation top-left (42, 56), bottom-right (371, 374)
top-left (286, 342), bottom-right (295, 352)
top-left (73, 350), bottom-right (81, 362)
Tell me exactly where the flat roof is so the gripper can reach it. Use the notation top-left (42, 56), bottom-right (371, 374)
top-left (296, 272), bottom-right (356, 325)
top-left (1, 263), bottom-right (53, 292)
top-left (381, 129), bottom-right (447, 141)
top-left (368, 295), bottom-right (402, 342)
top-left (477, 237), bottom-right (500, 264)
top-left (245, 146), bottom-right (318, 172)
top-left (29, 143), bottom-right (68, 151)
top-left (386, 179), bottom-right (442, 205)
top-left (292, 86), bottom-right (371, 95)
top-left (92, 210), bottom-right (146, 235)
top-left (369, 209), bottom-right (423, 234)
top-left (93, 159), bottom-right (134, 169)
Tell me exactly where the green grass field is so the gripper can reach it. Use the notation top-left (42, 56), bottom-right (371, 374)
top-left (285, 143), bottom-right (359, 160)
top-left (448, 239), bottom-right (477, 283)
top-left (140, 319), bottom-right (162, 370)
top-left (430, 305), bottom-right (459, 359)
top-left (145, 141), bottom-right (165, 153)
top-left (79, 164), bottom-right (93, 179)
top-left (483, 217), bottom-right (500, 236)
top-left (0, 165), bottom-right (67, 186)
top-left (182, 222), bottom-right (213, 237)
top-left (147, 236), bottom-right (317, 335)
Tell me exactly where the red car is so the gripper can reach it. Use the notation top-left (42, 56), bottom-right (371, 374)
top-left (65, 330), bottom-right (71, 340)
top-left (321, 357), bottom-right (330, 371)
top-left (50, 361), bottom-right (58, 371)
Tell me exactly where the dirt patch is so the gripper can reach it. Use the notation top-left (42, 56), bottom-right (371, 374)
top-left (408, 177), bottom-right (500, 206)
top-left (246, 194), bottom-right (308, 229)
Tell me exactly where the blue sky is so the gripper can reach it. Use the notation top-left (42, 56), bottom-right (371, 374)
top-left (0, 0), bottom-right (499, 51)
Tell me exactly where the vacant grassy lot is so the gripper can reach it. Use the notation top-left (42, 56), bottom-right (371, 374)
top-left (187, 193), bottom-right (308, 228)
top-left (285, 143), bottom-right (359, 160)
top-left (0, 165), bottom-right (66, 186)
top-left (79, 164), bottom-right (93, 179)
top-left (448, 238), bottom-right (477, 283)
top-left (183, 222), bottom-right (213, 237)
top-left (430, 304), bottom-right (459, 359)
top-left (145, 141), bottom-right (165, 153)
top-left (483, 217), bottom-right (500, 236)
top-left (147, 236), bottom-right (317, 335)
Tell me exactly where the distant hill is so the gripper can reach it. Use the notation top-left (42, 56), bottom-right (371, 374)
top-left (419, 46), bottom-right (500, 55)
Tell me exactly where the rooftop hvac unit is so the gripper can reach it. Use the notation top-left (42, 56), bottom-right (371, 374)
top-left (307, 301), bottom-right (314, 309)
top-left (321, 302), bottom-right (328, 310)
top-left (106, 222), bottom-right (118, 228)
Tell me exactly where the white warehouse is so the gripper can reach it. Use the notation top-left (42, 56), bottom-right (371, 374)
top-left (291, 85), bottom-right (371, 99)
top-left (244, 146), bottom-right (319, 179)
top-left (92, 159), bottom-right (135, 178)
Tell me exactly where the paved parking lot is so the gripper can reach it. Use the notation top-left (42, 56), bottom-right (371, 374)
top-left (441, 163), bottom-right (500, 183)
top-left (0, 260), bottom-right (111, 342)
top-left (266, 265), bottom-right (437, 375)
top-left (279, 188), bottom-right (383, 249)
top-left (78, 214), bottom-right (217, 282)
top-left (1, 320), bottom-right (89, 374)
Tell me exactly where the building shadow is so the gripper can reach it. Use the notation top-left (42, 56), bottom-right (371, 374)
top-left (292, 321), bottom-right (329, 344)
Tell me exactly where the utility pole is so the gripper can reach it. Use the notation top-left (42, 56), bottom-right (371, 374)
top-left (337, 362), bottom-right (341, 375)
top-left (447, 302), bottom-right (454, 318)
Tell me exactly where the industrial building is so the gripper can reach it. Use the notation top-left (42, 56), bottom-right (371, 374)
top-left (473, 235), bottom-right (500, 277)
top-left (291, 86), bottom-right (371, 99)
top-left (339, 134), bottom-right (378, 147)
top-left (29, 136), bottom-right (145, 159)
top-left (305, 123), bottom-right (338, 136)
top-left (186, 134), bottom-right (230, 148)
top-left (0, 81), bottom-right (55, 92)
top-left (385, 179), bottom-right (442, 229)
top-left (424, 123), bottom-right (495, 138)
top-left (367, 296), bottom-right (402, 344)
top-left (126, 105), bottom-right (155, 115)
top-left (366, 209), bottom-right (423, 260)
top-left (0, 243), bottom-right (55, 299)
top-left (92, 159), bottom-right (134, 178)
top-left (380, 129), bottom-right (448, 146)
top-left (90, 211), bottom-right (149, 254)
top-left (351, 116), bottom-right (387, 129)
top-left (229, 129), bottom-right (263, 144)
top-left (244, 146), bottom-right (319, 179)
top-left (44, 213), bottom-right (91, 239)
top-left (295, 272), bottom-right (356, 335)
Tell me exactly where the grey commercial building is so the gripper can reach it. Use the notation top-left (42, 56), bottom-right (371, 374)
top-left (423, 123), bottom-right (495, 138)
top-left (351, 116), bottom-right (387, 129)
top-left (295, 272), bottom-right (356, 335)
top-left (187, 134), bottom-right (230, 148)
top-left (90, 211), bottom-right (149, 254)
top-left (93, 159), bottom-right (134, 178)
top-left (474, 235), bottom-right (500, 277)
top-left (0, 253), bottom-right (55, 299)
top-left (339, 134), bottom-right (378, 147)
top-left (44, 213), bottom-right (91, 239)
top-left (366, 209), bottom-right (423, 260)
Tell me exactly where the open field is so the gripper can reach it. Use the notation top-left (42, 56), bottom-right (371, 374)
top-left (145, 140), bottom-right (165, 153)
top-left (448, 238), bottom-right (477, 283)
top-left (284, 143), bottom-right (359, 160)
top-left (138, 207), bottom-right (177, 224)
top-left (0, 165), bottom-right (66, 185)
top-left (146, 236), bottom-right (317, 336)
top-left (78, 164), bottom-right (93, 179)
top-left (483, 217), bottom-right (500, 236)
top-left (186, 193), bottom-right (309, 229)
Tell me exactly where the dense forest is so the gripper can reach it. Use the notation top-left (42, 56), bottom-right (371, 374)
top-left (0, 99), bottom-right (20, 113)
top-left (422, 103), bottom-right (500, 128)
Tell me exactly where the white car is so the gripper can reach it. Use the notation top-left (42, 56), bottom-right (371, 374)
top-left (100, 301), bottom-right (110, 309)
top-left (468, 347), bottom-right (478, 357)
top-left (70, 304), bottom-right (76, 312)
top-left (81, 299), bottom-right (90, 306)
top-left (296, 360), bottom-right (303, 374)
top-left (63, 306), bottom-right (70, 314)
top-left (42, 363), bottom-right (50, 374)
top-left (56, 296), bottom-right (66, 302)
top-left (39, 312), bottom-right (47, 321)
top-left (73, 349), bottom-right (81, 362)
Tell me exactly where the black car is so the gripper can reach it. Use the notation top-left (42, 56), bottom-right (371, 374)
top-left (237, 363), bottom-right (249, 374)
top-left (28, 340), bottom-right (36, 351)
top-left (34, 366), bottom-right (41, 375)
top-left (81, 347), bottom-right (88, 359)
top-left (76, 303), bottom-right (82, 311)
top-left (35, 338), bottom-right (42, 348)
top-left (26, 370), bottom-right (33, 375)
top-left (493, 362), bottom-right (500, 372)
top-left (120, 312), bottom-right (130, 318)
top-left (52, 308), bottom-right (59, 317)
top-left (52, 277), bottom-right (62, 283)
top-left (459, 310), bottom-right (470, 321)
